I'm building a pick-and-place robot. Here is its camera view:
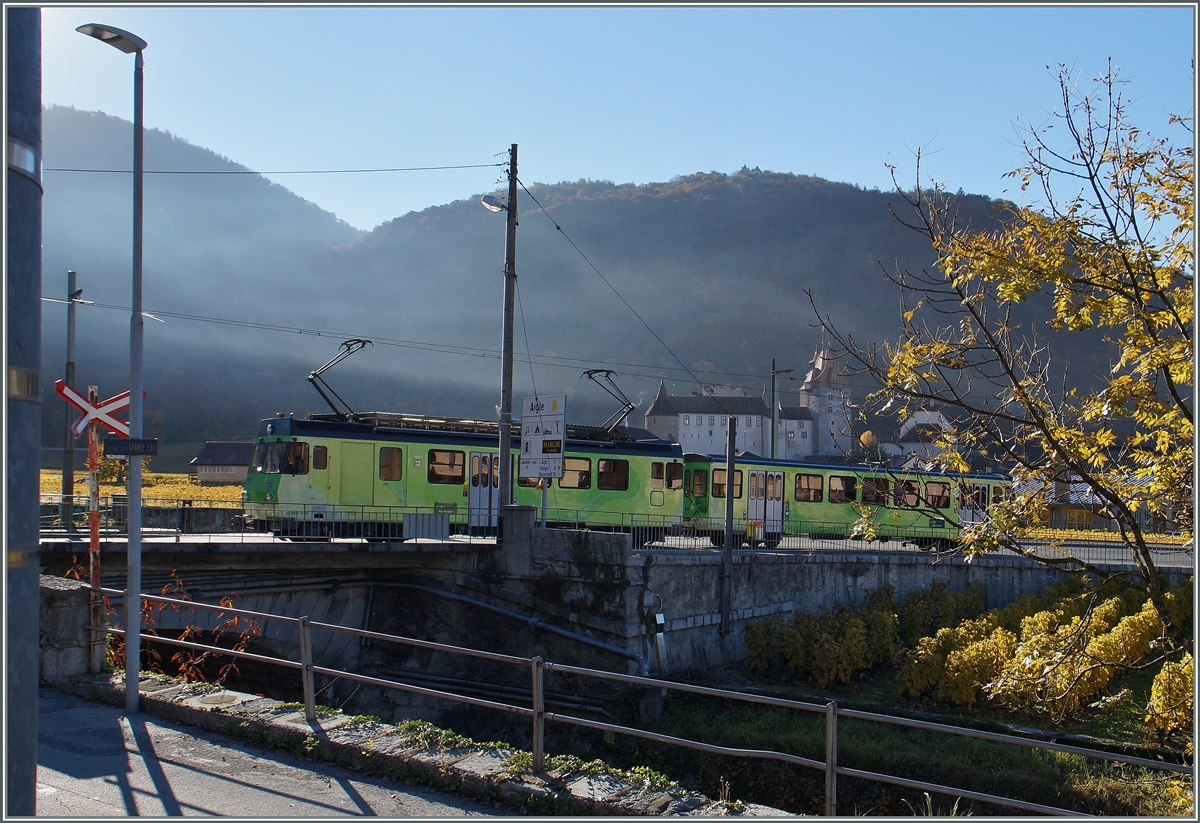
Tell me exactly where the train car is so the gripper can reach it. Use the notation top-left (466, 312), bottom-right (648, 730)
top-left (241, 411), bottom-right (683, 538)
top-left (682, 452), bottom-right (1009, 548)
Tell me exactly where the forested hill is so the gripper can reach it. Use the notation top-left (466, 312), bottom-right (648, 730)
top-left (43, 106), bottom-right (1072, 471)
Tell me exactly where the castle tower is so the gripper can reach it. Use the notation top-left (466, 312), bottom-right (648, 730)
top-left (796, 347), bottom-right (852, 457)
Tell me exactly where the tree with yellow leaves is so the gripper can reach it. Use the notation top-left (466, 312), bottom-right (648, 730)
top-left (810, 63), bottom-right (1192, 654)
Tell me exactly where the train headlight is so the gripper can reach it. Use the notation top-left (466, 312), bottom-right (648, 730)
top-left (241, 489), bottom-right (248, 502)
top-left (265, 492), bottom-right (273, 503)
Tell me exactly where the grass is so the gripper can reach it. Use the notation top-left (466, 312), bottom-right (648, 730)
top-left (40, 469), bottom-right (243, 505)
top-left (597, 690), bottom-right (1192, 816)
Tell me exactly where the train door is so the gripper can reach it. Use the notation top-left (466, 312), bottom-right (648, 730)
top-left (468, 451), bottom-right (499, 528)
top-left (748, 471), bottom-right (784, 541)
top-left (340, 442), bottom-right (374, 506)
top-left (960, 482), bottom-right (989, 525)
top-left (765, 471), bottom-right (784, 537)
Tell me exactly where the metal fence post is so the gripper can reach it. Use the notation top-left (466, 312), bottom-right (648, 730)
top-left (532, 655), bottom-right (545, 772)
top-left (298, 616), bottom-right (316, 722)
top-left (825, 700), bottom-right (837, 816)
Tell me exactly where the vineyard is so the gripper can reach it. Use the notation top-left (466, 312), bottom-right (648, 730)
top-left (39, 469), bottom-right (243, 505)
top-left (743, 577), bottom-right (1195, 752)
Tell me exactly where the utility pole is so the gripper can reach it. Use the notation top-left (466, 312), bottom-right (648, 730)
top-left (7, 6), bottom-right (42, 814)
top-left (497, 144), bottom-right (518, 540)
top-left (720, 417), bottom-right (737, 634)
top-left (770, 358), bottom-right (793, 460)
top-left (61, 271), bottom-right (80, 530)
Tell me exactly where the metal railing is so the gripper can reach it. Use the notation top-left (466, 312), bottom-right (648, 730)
top-left (85, 584), bottom-right (1192, 817)
top-left (41, 499), bottom-right (1193, 569)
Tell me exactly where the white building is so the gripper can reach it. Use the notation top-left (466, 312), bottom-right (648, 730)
top-left (643, 383), bottom-right (771, 455)
top-left (643, 384), bottom-right (820, 459)
top-left (880, 410), bottom-right (955, 468)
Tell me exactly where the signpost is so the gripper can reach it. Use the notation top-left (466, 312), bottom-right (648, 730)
top-left (520, 395), bottom-right (566, 526)
top-left (55, 380), bottom-right (139, 672)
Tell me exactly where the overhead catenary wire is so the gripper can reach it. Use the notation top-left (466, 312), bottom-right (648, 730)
top-left (44, 162), bottom-right (506, 175)
top-left (516, 177), bottom-right (744, 418)
top-left (37, 299), bottom-right (876, 397)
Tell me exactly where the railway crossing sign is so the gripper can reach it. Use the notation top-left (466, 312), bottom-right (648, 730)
top-left (55, 379), bottom-right (131, 439)
top-left (519, 394), bottom-right (566, 479)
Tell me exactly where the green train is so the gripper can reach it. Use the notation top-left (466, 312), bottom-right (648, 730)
top-left (241, 410), bottom-right (1009, 547)
top-left (241, 411), bottom-right (684, 537)
top-left (680, 453), bottom-right (1009, 548)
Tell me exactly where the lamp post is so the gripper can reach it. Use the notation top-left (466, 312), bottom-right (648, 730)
top-left (481, 144), bottom-right (518, 541)
top-left (77, 22), bottom-right (146, 715)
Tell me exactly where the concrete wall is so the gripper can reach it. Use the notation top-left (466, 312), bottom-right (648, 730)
top-left (39, 575), bottom-right (91, 684)
top-left (636, 548), bottom-right (1191, 674)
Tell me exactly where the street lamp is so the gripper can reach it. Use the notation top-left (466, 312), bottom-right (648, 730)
top-left (480, 145), bottom-right (518, 541)
top-left (77, 22), bottom-right (146, 715)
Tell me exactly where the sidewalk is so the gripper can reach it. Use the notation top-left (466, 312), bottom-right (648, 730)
top-left (35, 688), bottom-right (496, 817)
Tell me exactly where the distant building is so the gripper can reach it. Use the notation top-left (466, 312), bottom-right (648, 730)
top-left (794, 347), bottom-right (852, 458)
top-left (190, 441), bottom-right (254, 485)
top-left (643, 383), bottom-right (771, 455)
top-left (880, 410), bottom-right (955, 469)
top-left (777, 406), bottom-right (817, 460)
top-left (641, 356), bottom-right (831, 459)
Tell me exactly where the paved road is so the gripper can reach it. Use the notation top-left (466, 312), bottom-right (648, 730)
top-left (36, 688), bottom-right (496, 817)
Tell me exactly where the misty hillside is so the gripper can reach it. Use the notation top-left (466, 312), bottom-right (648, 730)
top-left (39, 107), bottom-right (1103, 472)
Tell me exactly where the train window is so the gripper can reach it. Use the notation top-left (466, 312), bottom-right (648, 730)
top-left (927, 482), bottom-right (951, 509)
top-left (651, 462), bottom-right (665, 488)
top-left (992, 485), bottom-right (1009, 504)
top-left (712, 469), bottom-right (743, 499)
top-left (518, 475), bottom-right (542, 488)
top-left (312, 446), bottom-right (328, 471)
top-left (829, 475), bottom-right (857, 504)
top-left (598, 459), bottom-right (630, 491)
top-left (862, 477), bottom-right (889, 505)
top-left (969, 484), bottom-right (989, 509)
top-left (250, 441), bottom-right (287, 474)
top-left (427, 450), bottom-right (465, 484)
top-left (379, 447), bottom-right (403, 481)
top-left (283, 441), bottom-right (309, 475)
top-left (895, 479), bottom-right (919, 508)
top-left (470, 454), bottom-right (481, 487)
top-left (692, 469), bottom-right (708, 497)
top-left (666, 462), bottom-right (683, 490)
top-left (559, 457), bottom-right (591, 489)
top-left (795, 474), bottom-right (823, 502)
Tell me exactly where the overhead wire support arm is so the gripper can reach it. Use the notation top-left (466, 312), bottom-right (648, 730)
top-left (307, 339), bottom-right (372, 420)
top-left (582, 369), bottom-right (637, 432)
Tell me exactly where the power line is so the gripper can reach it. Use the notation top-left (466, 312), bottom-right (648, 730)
top-left (43, 162), bottom-right (505, 176)
top-left (38, 298), bottom-right (882, 396)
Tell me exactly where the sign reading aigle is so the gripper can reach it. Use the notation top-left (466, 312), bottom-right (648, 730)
top-left (519, 394), bottom-right (566, 479)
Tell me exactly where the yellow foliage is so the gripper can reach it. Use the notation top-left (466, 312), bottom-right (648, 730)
top-left (1145, 653), bottom-right (1194, 752)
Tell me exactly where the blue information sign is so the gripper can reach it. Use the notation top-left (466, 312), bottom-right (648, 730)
top-left (103, 438), bottom-right (158, 456)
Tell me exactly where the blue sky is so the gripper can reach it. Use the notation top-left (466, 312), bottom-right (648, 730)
top-left (42, 4), bottom-right (1196, 232)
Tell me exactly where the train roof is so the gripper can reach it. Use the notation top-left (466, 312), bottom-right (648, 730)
top-left (255, 413), bottom-right (683, 456)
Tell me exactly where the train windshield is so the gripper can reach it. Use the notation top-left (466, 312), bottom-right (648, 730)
top-left (250, 441), bottom-right (289, 474)
top-left (250, 440), bottom-right (309, 474)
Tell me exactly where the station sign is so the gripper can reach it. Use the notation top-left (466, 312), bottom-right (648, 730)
top-left (103, 437), bottom-right (159, 457)
top-left (519, 394), bottom-right (566, 479)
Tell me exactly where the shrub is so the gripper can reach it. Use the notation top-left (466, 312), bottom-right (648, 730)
top-left (1145, 652), bottom-right (1194, 751)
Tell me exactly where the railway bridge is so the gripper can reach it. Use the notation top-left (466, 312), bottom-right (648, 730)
top-left (39, 505), bottom-right (1190, 734)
